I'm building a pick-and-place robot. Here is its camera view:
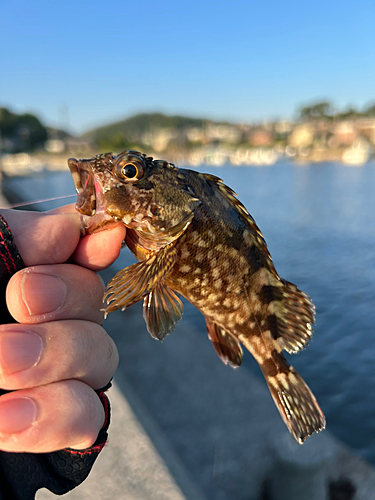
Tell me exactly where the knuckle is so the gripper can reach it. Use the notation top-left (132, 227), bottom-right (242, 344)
top-left (68, 382), bottom-right (104, 447)
top-left (75, 322), bottom-right (96, 372)
top-left (86, 272), bottom-right (105, 305)
top-left (66, 268), bottom-right (104, 322)
top-left (106, 335), bottom-right (119, 372)
top-left (75, 323), bottom-right (117, 388)
top-left (0, 380), bottom-right (104, 453)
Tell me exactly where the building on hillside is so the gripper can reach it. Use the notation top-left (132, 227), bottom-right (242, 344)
top-left (288, 124), bottom-right (315, 148)
top-left (248, 130), bottom-right (273, 147)
top-left (333, 121), bottom-right (358, 146)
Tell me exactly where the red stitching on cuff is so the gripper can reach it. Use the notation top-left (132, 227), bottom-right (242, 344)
top-left (0, 228), bottom-right (18, 274)
top-left (98, 391), bottom-right (110, 429)
top-left (0, 245), bottom-right (12, 276)
top-left (64, 391), bottom-right (110, 456)
top-left (67, 441), bottom-right (107, 456)
top-left (0, 217), bottom-right (11, 232)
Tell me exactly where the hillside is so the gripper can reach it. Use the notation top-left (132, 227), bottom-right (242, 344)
top-left (83, 112), bottom-right (232, 152)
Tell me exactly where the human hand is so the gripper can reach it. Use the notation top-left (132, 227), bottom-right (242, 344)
top-left (0, 206), bottom-right (125, 453)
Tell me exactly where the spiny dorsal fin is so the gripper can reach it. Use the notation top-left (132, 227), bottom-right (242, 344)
top-left (201, 173), bottom-right (224, 184)
top-left (202, 173), bottom-right (274, 267)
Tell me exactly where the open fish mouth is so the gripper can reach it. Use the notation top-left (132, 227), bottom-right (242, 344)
top-left (68, 158), bottom-right (96, 216)
top-left (68, 157), bottom-right (119, 234)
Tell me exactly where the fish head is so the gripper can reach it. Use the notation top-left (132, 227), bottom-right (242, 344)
top-left (68, 150), bottom-right (200, 244)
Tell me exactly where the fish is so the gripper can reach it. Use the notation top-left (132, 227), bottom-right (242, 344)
top-left (68, 149), bottom-right (326, 443)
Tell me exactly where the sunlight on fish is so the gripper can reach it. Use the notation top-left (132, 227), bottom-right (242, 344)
top-left (69, 150), bottom-right (326, 444)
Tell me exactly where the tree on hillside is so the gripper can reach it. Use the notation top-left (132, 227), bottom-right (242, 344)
top-left (364, 103), bottom-right (375, 117)
top-left (336, 106), bottom-right (361, 120)
top-left (84, 112), bottom-right (213, 150)
top-left (298, 101), bottom-right (335, 121)
top-left (0, 107), bottom-right (48, 151)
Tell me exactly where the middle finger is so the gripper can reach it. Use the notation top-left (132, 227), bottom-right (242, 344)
top-left (7, 264), bottom-right (105, 325)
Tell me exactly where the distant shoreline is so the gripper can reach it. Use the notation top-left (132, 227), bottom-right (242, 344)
top-left (0, 147), bottom-right (374, 178)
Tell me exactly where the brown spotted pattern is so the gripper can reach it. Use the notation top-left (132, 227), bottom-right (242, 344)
top-left (70, 150), bottom-right (326, 443)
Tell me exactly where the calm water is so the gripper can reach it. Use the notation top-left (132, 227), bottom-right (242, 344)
top-left (4, 160), bottom-right (375, 462)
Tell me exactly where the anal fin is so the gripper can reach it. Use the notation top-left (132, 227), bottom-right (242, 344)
top-left (143, 284), bottom-right (183, 340)
top-left (206, 320), bottom-right (243, 368)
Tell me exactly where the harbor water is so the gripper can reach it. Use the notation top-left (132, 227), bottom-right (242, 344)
top-left (4, 160), bottom-right (375, 464)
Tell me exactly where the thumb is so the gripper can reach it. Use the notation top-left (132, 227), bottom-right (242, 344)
top-left (1, 209), bottom-right (81, 267)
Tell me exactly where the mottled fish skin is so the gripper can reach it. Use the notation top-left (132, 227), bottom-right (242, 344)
top-left (69, 150), bottom-right (326, 443)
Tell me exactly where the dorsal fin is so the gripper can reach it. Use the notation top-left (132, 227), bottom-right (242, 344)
top-left (273, 279), bottom-right (315, 353)
top-left (246, 272), bottom-right (316, 354)
top-left (202, 173), bottom-right (274, 266)
top-left (201, 173), bottom-right (224, 184)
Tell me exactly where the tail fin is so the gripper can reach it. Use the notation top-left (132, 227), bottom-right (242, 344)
top-left (239, 266), bottom-right (324, 442)
top-left (263, 361), bottom-right (326, 443)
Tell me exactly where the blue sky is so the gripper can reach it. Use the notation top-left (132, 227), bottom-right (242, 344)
top-left (1, 0), bottom-right (374, 134)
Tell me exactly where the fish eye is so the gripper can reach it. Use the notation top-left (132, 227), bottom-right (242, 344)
top-left (115, 155), bottom-right (145, 182)
top-left (122, 163), bottom-right (138, 178)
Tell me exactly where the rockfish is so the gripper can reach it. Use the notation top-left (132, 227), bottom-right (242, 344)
top-left (69, 150), bottom-right (325, 443)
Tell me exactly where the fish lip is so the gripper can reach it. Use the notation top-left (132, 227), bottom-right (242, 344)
top-left (68, 158), bottom-right (96, 216)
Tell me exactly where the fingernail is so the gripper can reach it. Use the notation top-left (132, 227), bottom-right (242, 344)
top-left (0, 397), bottom-right (37, 434)
top-left (21, 272), bottom-right (67, 316)
top-left (0, 331), bottom-right (43, 374)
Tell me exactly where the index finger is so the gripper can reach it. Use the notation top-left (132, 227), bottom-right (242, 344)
top-left (0, 207), bottom-right (125, 271)
top-left (48, 205), bottom-right (127, 270)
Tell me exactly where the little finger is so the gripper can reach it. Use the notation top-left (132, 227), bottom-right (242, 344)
top-left (0, 380), bottom-right (105, 453)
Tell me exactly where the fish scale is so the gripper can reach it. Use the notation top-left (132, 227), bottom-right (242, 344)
top-left (69, 149), bottom-right (326, 443)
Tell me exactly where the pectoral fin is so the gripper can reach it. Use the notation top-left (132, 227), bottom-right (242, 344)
top-left (104, 243), bottom-right (177, 313)
top-left (143, 284), bottom-right (184, 340)
top-left (206, 319), bottom-right (243, 368)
